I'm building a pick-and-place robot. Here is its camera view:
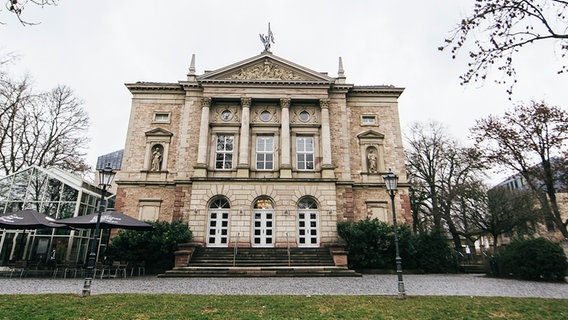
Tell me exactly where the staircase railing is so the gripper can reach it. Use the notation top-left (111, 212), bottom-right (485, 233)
top-left (286, 232), bottom-right (291, 267)
top-left (233, 232), bottom-right (240, 267)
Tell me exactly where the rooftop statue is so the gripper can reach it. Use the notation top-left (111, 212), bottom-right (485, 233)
top-left (259, 23), bottom-right (275, 52)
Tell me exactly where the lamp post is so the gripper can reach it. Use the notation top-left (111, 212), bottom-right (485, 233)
top-left (383, 169), bottom-right (406, 299)
top-left (82, 164), bottom-right (116, 297)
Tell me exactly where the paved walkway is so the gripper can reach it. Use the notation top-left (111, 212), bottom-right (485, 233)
top-left (0, 274), bottom-right (566, 298)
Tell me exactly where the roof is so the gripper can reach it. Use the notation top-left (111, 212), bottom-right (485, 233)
top-left (96, 150), bottom-right (124, 171)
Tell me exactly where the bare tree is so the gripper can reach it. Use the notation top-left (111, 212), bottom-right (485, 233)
top-left (2, 0), bottom-right (57, 25)
top-left (471, 100), bottom-right (568, 237)
top-left (405, 121), bottom-right (487, 252)
top-left (0, 62), bottom-right (90, 176)
top-left (439, 0), bottom-right (568, 94)
top-left (468, 187), bottom-right (541, 253)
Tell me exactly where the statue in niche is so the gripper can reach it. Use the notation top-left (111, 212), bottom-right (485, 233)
top-left (151, 146), bottom-right (163, 171)
top-left (367, 149), bottom-right (378, 173)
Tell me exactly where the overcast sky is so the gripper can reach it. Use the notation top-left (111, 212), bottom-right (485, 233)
top-left (1, 1), bottom-right (566, 183)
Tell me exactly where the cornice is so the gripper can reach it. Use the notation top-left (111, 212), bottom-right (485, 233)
top-left (125, 82), bottom-right (184, 93)
top-left (349, 86), bottom-right (405, 97)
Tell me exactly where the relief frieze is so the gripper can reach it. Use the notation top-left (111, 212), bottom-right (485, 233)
top-left (227, 60), bottom-right (310, 81)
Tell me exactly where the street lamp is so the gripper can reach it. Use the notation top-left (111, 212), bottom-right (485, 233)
top-left (82, 163), bottom-right (116, 297)
top-left (383, 168), bottom-right (406, 299)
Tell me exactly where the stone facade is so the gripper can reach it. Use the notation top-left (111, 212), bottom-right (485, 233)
top-left (115, 51), bottom-right (409, 248)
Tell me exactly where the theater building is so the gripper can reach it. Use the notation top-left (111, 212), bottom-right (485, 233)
top-left (115, 48), bottom-right (410, 254)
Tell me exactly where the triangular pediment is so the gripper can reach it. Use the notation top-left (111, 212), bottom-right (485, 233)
top-left (357, 130), bottom-right (385, 139)
top-left (145, 128), bottom-right (173, 137)
top-left (198, 52), bottom-right (334, 83)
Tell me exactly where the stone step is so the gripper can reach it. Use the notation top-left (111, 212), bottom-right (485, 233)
top-left (158, 266), bottom-right (361, 278)
top-left (460, 264), bottom-right (489, 274)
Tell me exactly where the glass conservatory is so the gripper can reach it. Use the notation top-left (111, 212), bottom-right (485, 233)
top-left (0, 166), bottom-right (114, 267)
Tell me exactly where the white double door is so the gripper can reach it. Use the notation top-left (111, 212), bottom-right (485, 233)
top-left (252, 210), bottom-right (274, 247)
top-left (207, 210), bottom-right (229, 247)
top-left (298, 211), bottom-right (319, 247)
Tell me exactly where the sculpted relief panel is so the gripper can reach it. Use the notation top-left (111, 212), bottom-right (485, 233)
top-left (227, 60), bottom-right (310, 81)
top-left (211, 104), bottom-right (241, 123)
top-left (291, 105), bottom-right (319, 125)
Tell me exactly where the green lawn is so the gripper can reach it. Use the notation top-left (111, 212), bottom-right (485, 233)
top-left (0, 294), bottom-right (566, 320)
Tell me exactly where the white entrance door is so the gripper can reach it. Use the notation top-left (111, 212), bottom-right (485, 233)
top-left (207, 211), bottom-right (229, 247)
top-left (298, 211), bottom-right (318, 247)
top-left (252, 210), bottom-right (274, 247)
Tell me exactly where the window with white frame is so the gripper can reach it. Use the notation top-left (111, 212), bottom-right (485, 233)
top-left (296, 136), bottom-right (314, 170)
top-left (361, 115), bottom-right (377, 125)
top-left (256, 136), bottom-right (274, 170)
top-left (153, 112), bottom-right (170, 123)
top-left (215, 135), bottom-right (234, 169)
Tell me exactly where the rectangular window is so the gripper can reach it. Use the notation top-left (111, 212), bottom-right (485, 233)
top-left (256, 136), bottom-right (274, 170)
top-left (154, 113), bottom-right (170, 123)
top-left (296, 136), bottom-right (314, 170)
top-left (361, 115), bottom-right (377, 125)
top-left (215, 135), bottom-right (234, 169)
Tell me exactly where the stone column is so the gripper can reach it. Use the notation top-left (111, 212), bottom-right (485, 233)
top-left (320, 99), bottom-right (335, 178)
top-left (237, 97), bottom-right (251, 178)
top-left (194, 97), bottom-right (211, 177)
top-left (280, 98), bottom-right (292, 178)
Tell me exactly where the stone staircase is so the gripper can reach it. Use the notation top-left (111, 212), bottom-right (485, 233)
top-left (159, 247), bottom-right (360, 277)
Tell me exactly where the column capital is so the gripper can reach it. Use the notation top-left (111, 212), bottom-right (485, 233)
top-left (201, 97), bottom-right (212, 108)
top-left (241, 97), bottom-right (251, 108)
top-left (280, 98), bottom-right (291, 109)
top-left (320, 99), bottom-right (330, 109)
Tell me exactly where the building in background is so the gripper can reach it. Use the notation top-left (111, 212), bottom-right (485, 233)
top-left (115, 49), bottom-right (410, 251)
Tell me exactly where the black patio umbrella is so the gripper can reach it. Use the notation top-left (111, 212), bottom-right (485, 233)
top-left (0, 209), bottom-right (68, 261)
top-left (0, 209), bottom-right (67, 229)
top-left (57, 211), bottom-right (153, 231)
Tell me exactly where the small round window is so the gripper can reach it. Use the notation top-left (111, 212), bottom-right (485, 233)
top-left (260, 110), bottom-right (272, 121)
top-left (221, 110), bottom-right (233, 121)
top-left (299, 111), bottom-right (310, 122)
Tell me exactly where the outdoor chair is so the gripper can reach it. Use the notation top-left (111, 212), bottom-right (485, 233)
top-left (63, 261), bottom-right (80, 279)
top-left (111, 261), bottom-right (129, 278)
top-left (10, 261), bottom-right (27, 278)
top-left (94, 261), bottom-right (110, 279)
top-left (130, 261), bottom-right (146, 276)
top-left (52, 261), bottom-right (66, 278)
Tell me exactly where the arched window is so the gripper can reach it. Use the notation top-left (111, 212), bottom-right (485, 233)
top-left (253, 198), bottom-right (274, 209)
top-left (209, 197), bottom-right (230, 209)
top-left (298, 197), bottom-right (318, 209)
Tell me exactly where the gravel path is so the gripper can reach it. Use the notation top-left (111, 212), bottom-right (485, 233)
top-left (0, 274), bottom-right (566, 298)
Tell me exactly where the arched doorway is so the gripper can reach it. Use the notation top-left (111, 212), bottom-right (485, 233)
top-left (207, 197), bottom-right (230, 247)
top-left (252, 197), bottom-right (274, 247)
top-left (297, 197), bottom-right (319, 247)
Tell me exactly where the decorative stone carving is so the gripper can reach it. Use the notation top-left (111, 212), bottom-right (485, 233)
top-left (251, 105), bottom-right (279, 123)
top-left (212, 104), bottom-right (240, 123)
top-left (241, 97), bottom-right (252, 108)
top-left (201, 97), bottom-right (211, 108)
top-left (280, 98), bottom-right (290, 109)
top-left (291, 105), bottom-right (318, 124)
top-left (367, 147), bottom-right (378, 173)
top-left (320, 99), bottom-right (330, 109)
top-left (151, 144), bottom-right (164, 171)
top-left (227, 60), bottom-right (309, 81)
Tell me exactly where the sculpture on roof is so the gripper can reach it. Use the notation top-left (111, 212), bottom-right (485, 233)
top-left (259, 23), bottom-right (275, 52)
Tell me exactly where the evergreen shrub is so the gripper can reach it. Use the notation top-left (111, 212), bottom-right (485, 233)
top-left (337, 218), bottom-right (416, 270)
top-left (106, 220), bottom-right (192, 273)
top-left (499, 237), bottom-right (568, 281)
top-left (337, 219), bottom-right (457, 273)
